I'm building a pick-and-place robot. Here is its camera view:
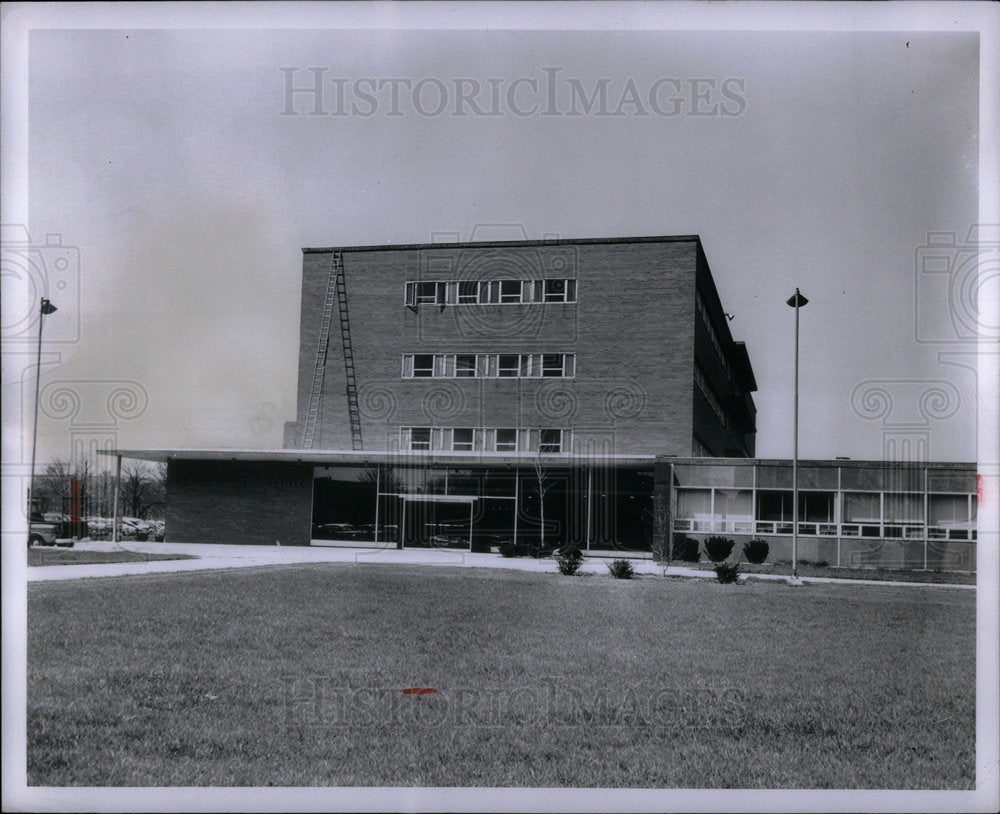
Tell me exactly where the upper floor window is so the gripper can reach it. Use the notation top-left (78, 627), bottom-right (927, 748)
top-left (402, 353), bottom-right (575, 379)
top-left (399, 427), bottom-right (572, 454)
top-left (405, 278), bottom-right (577, 306)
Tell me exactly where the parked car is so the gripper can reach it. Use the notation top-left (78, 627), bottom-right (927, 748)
top-left (312, 522), bottom-right (363, 540)
top-left (28, 514), bottom-right (72, 548)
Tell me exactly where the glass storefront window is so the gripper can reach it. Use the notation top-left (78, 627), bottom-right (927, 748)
top-left (715, 489), bottom-right (753, 522)
top-left (884, 493), bottom-right (923, 523)
top-left (677, 489), bottom-right (712, 521)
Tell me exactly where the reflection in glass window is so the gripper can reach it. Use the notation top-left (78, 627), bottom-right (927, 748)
top-left (452, 428), bottom-right (474, 451)
top-left (410, 428), bottom-right (431, 450)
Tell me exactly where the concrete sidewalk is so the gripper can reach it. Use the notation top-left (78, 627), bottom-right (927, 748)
top-left (25, 540), bottom-right (975, 590)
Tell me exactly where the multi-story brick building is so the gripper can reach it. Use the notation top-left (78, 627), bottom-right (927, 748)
top-left (283, 234), bottom-right (757, 459)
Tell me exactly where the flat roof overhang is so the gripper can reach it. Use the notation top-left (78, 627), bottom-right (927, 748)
top-left (97, 449), bottom-right (976, 471)
top-left (97, 448), bottom-right (658, 468)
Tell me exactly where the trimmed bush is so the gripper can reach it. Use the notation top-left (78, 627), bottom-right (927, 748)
top-left (715, 563), bottom-right (740, 584)
top-left (607, 559), bottom-right (635, 579)
top-left (671, 533), bottom-right (700, 563)
top-left (498, 540), bottom-right (537, 557)
top-left (556, 546), bottom-right (584, 576)
top-left (742, 538), bottom-right (769, 564)
top-left (704, 535), bottom-right (735, 563)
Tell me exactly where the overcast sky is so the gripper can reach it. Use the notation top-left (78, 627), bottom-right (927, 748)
top-left (3, 3), bottom-right (992, 469)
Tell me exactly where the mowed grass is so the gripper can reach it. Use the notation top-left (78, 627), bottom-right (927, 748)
top-left (27, 549), bottom-right (197, 567)
top-left (28, 564), bottom-right (974, 788)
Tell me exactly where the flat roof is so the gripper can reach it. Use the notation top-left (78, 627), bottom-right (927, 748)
top-left (97, 448), bottom-right (657, 467)
top-left (302, 234), bottom-right (701, 255)
top-left (97, 449), bottom-right (976, 470)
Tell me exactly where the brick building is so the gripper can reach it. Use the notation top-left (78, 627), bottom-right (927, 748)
top-left (104, 233), bottom-right (976, 570)
top-left (283, 234), bottom-right (757, 458)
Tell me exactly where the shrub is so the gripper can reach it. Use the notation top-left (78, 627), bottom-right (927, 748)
top-left (556, 546), bottom-right (584, 576)
top-left (607, 559), bottom-right (635, 579)
top-left (135, 531), bottom-right (149, 542)
top-left (671, 533), bottom-right (700, 563)
top-left (704, 536), bottom-right (735, 563)
top-left (498, 540), bottom-right (536, 557)
top-left (742, 538), bottom-right (769, 564)
top-left (154, 531), bottom-right (165, 543)
top-left (715, 562), bottom-right (740, 584)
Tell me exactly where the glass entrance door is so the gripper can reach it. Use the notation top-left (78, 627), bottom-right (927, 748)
top-left (402, 497), bottom-right (475, 549)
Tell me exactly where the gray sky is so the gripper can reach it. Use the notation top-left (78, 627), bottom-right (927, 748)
top-left (3, 5), bottom-right (990, 467)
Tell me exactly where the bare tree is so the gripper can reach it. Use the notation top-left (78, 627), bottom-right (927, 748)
top-left (358, 466), bottom-right (405, 494)
top-left (119, 461), bottom-right (155, 518)
top-left (533, 453), bottom-right (554, 550)
top-left (34, 460), bottom-right (72, 515)
top-left (646, 490), bottom-right (673, 576)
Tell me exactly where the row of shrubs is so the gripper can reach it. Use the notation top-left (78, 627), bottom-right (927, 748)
top-left (668, 534), bottom-right (770, 565)
top-left (555, 547), bottom-right (637, 580)
top-left (502, 535), bottom-right (769, 564)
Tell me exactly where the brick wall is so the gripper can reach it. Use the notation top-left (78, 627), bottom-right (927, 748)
top-left (166, 460), bottom-right (313, 546)
top-left (290, 238), bottom-right (703, 456)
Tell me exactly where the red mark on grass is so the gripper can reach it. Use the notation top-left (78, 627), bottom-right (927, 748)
top-left (402, 687), bottom-right (437, 695)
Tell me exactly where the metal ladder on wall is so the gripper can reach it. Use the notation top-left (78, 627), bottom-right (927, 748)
top-left (300, 251), bottom-right (362, 450)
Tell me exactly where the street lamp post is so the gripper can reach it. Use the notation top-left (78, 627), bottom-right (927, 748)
top-left (29, 298), bottom-right (58, 518)
top-left (786, 288), bottom-right (808, 582)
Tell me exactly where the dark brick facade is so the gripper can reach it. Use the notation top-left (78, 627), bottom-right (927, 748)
top-left (285, 235), bottom-right (757, 457)
top-left (165, 460), bottom-right (313, 546)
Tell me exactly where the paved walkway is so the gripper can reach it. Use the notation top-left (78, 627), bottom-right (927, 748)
top-left (25, 540), bottom-right (975, 589)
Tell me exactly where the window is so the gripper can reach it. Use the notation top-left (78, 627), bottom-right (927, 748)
top-left (452, 428), bottom-right (474, 451)
top-left (410, 428), bottom-right (431, 450)
top-left (415, 282), bottom-right (438, 305)
top-left (539, 429), bottom-right (563, 453)
top-left (521, 354), bottom-right (540, 377)
top-left (412, 354), bottom-right (434, 377)
top-left (455, 354), bottom-right (477, 377)
top-left (500, 280), bottom-right (522, 303)
top-left (544, 278), bottom-right (569, 302)
top-left (458, 281), bottom-right (478, 304)
top-left (542, 354), bottom-right (564, 377)
top-left (495, 429), bottom-right (517, 452)
top-left (498, 355), bottom-right (520, 377)
top-left (400, 426), bottom-right (569, 453)
top-left (403, 353), bottom-right (575, 379)
top-left (408, 278), bottom-right (576, 306)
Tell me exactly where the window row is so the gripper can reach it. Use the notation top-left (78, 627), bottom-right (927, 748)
top-left (405, 278), bottom-right (577, 306)
top-left (694, 364), bottom-right (727, 426)
top-left (676, 487), bottom-right (977, 528)
top-left (399, 427), bottom-right (572, 453)
top-left (402, 353), bottom-right (576, 379)
top-left (696, 292), bottom-right (731, 377)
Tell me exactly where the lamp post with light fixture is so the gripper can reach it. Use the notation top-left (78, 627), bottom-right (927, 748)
top-left (786, 288), bottom-right (808, 582)
top-left (28, 298), bottom-right (58, 519)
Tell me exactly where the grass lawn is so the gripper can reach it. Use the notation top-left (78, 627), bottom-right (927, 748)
top-left (27, 549), bottom-right (197, 567)
top-left (28, 564), bottom-right (974, 788)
